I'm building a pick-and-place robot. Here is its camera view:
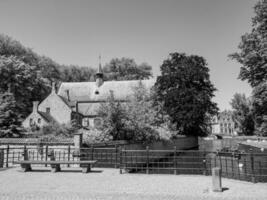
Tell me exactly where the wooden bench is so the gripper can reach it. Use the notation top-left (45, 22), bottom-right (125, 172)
top-left (14, 160), bottom-right (97, 173)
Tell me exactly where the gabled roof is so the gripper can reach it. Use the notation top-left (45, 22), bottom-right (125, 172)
top-left (57, 79), bottom-right (156, 102)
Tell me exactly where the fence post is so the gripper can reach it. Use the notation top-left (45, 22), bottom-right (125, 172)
top-left (115, 145), bottom-right (118, 168)
top-left (203, 151), bottom-right (207, 176)
top-left (45, 145), bottom-right (48, 167)
top-left (174, 146), bottom-right (177, 175)
top-left (6, 145), bottom-right (9, 168)
top-left (250, 152), bottom-right (256, 183)
top-left (146, 146), bottom-right (149, 174)
top-left (67, 145), bottom-right (71, 167)
top-left (119, 146), bottom-right (122, 174)
top-left (91, 145), bottom-right (94, 160)
top-left (0, 149), bottom-right (4, 168)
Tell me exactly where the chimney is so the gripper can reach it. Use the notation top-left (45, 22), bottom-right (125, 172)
top-left (51, 82), bottom-right (56, 93)
top-left (32, 101), bottom-right (39, 113)
top-left (65, 90), bottom-right (70, 101)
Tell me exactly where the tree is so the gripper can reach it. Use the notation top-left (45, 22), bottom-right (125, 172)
top-left (230, 93), bottom-right (254, 135)
top-left (97, 91), bottom-right (128, 140)
top-left (0, 92), bottom-right (23, 137)
top-left (155, 53), bottom-right (218, 137)
top-left (229, 0), bottom-right (267, 87)
top-left (0, 55), bottom-right (49, 117)
top-left (123, 82), bottom-right (160, 142)
top-left (103, 57), bottom-right (152, 80)
top-left (96, 83), bottom-right (176, 143)
top-left (252, 82), bottom-right (267, 136)
top-left (59, 65), bottom-right (95, 82)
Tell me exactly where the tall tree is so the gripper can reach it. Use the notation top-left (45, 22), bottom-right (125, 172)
top-left (230, 93), bottom-right (254, 135)
top-left (155, 53), bottom-right (218, 137)
top-left (0, 92), bottom-right (23, 137)
top-left (103, 57), bottom-right (152, 80)
top-left (252, 82), bottom-right (267, 136)
top-left (0, 56), bottom-right (49, 117)
top-left (230, 0), bottom-right (267, 136)
top-left (229, 0), bottom-right (267, 87)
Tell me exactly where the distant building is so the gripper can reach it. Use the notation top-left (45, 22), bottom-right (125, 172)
top-left (22, 62), bottom-right (155, 130)
top-left (210, 110), bottom-right (237, 136)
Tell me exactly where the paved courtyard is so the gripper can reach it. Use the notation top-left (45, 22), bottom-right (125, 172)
top-left (0, 167), bottom-right (266, 200)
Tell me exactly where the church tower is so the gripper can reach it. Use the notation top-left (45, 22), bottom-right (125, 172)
top-left (95, 55), bottom-right (104, 87)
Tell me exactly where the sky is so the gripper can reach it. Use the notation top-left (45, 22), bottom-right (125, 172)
top-left (0, 0), bottom-right (258, 110)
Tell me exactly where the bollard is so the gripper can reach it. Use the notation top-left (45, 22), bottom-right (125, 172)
top-left (212, 167), bottom-right (222, 192)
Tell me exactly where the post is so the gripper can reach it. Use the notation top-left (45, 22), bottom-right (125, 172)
top-left (74, 133), bottom-right (83, 149)
top-left (67, 145), bottom-right (71, 167)
top-left (6, 145), bottom-right (9, 168)
top-left (0, 149), bottom-right (4, 168)
top-left (119, 146), bottom-right (122, 174)
top-left (250, 152), bottom-right (256, 183)
top-left (45, 145), bottom-right (48, 167)
top-left (115, 145), bottom-right (118, 168)
top-left (212, 167), bottom-right (222, 192)
top-left (174, 146), bottom-right (177, 175)
top-left (203, 159), bottom-right (207, 176)
top-left (91, 145), bottom-right (94, 160)
top-left (146, 146), bottom-right (149, 174)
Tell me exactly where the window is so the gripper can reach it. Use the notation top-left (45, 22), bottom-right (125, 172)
top-left (46, 107), bottom-right (50, 114)
top-left (95, 90), bottom-right (99, 95)
top-left (38, 118), bottom-right (41, 124)
top-left (82, 118), bottom-right (90, 127)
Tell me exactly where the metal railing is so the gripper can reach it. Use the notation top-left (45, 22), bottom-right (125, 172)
top-left (1, 145), bottom-right (267, 183)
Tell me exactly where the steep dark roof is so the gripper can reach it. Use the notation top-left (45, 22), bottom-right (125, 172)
top-left (38, 111), bottom-right (56, 123)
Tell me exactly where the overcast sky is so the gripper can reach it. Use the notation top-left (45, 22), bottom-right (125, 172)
top-left (0, 0), bottom-right (258, 110)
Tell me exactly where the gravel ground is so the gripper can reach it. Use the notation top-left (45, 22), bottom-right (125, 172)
top-left (0, 167), bottom-right (267, 200)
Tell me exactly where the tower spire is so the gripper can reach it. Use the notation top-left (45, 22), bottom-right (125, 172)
top-left (95, 55), bottom-right (104, 87)
top-left (97, 54), bottom-right (103, 75)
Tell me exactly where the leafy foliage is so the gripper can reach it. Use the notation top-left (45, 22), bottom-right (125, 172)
top-left (229, 0), bottom-right (267, 87)
top-left (155, 52), bottom-right (218, 137)
top-left (97, 91), bottom-right (129, 140)
top-left (103, 57), bottom-right (152, 80)
top-left (97, 83), bottom-right (176, 143)
top-left (252, 82), bottom-right (267, 136)
top-left (0, 92), bottom-right (24, 137)
top-left (230, 93), bottom-right (254, 135)
top-left (29, 122), bottom-right (78, 139)
top-left (0, 55), bottom-right (49, 117)
top-left (82, 128), bottom-right (113, 144)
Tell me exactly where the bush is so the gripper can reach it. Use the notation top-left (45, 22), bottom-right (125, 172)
top-left (82, 128), bottom-right (113, 145)
top-left (28, 122), bottom-right (79, 141)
